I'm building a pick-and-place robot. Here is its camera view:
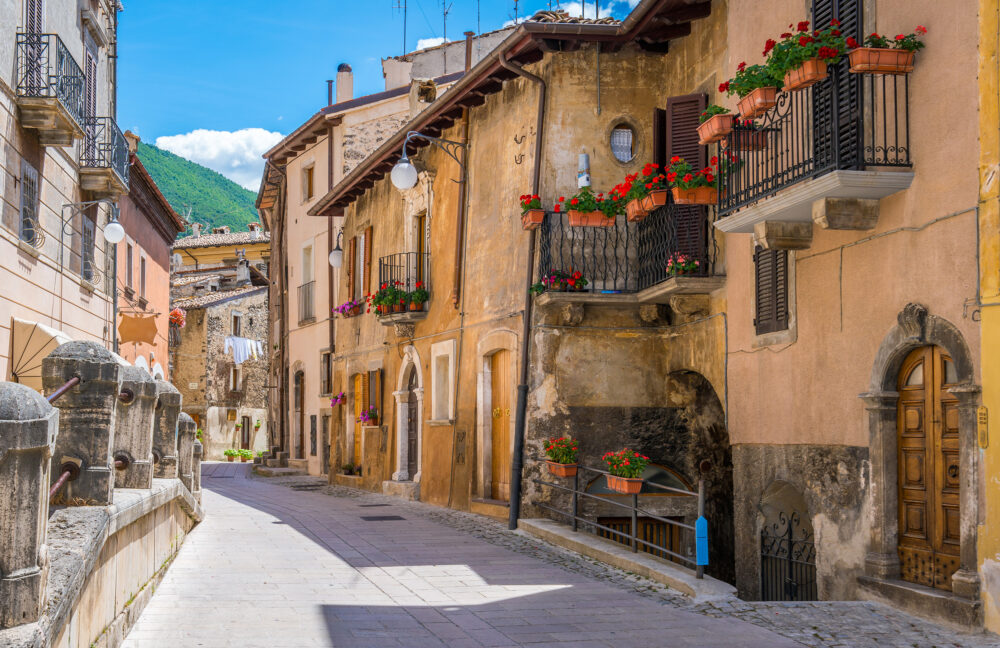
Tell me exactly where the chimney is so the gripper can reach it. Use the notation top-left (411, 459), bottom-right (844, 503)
top-left (235, 259), bottom-right (251, 286)
top-left (336, 63), bottom-right (353, 104)
top-left (191, 223), bottom-right (201, 237)
top-left (326, 80), bottom-right (334, 106)
top-left (464, 31), bottom-right (474, 71)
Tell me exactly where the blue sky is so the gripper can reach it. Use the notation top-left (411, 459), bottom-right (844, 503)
top-left (118, 0), bottom-right (639, 189)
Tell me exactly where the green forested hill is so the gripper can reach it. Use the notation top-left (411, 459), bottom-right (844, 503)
top-left (135, 141), bottom-right (258, 238)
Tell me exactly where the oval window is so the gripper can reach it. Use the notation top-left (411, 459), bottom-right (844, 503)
top-left (610, 125), bottom-right (636, 163)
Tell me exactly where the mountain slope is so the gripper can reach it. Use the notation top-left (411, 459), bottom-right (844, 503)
top-left (136, 141), bottom-right (258, 237)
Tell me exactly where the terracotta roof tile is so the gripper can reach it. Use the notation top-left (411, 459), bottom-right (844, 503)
top-left (173, 230), bottom-right (270, 250)
top-left (172, 286), bottom-right (266, 310)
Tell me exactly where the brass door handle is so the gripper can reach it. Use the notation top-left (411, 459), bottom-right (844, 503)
top-left (948, 465), bottom-right (959, 479)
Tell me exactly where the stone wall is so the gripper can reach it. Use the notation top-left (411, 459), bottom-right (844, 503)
top-left (342, 115), bottom-right (408, 176)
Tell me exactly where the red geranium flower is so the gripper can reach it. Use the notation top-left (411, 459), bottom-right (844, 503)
top-left (799, 35), bottom-right (814, 46)
top-left (830, 18), bottom-right (841, 26)
top-left (846, 36), bottom-right (859, 48)
top-left (570, 197), bottom-right (579, 205)
top-left (915, 25), bottom-right (927, 35)
top-left (895, 34), bottom-right (905, 40)
top-left (718, 80), bottom-right (730, 93)
top-left (797, 20), bottom-right (810, 32)
top-left (780, 32), bottom-right (792, 38)
top-left (737, 61), bottom-right (746, 71)
top-left (763, 38), bottom-right (776, 55)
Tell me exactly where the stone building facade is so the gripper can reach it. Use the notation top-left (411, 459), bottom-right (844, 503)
top-left (170, 226), bottom-right (270, 460)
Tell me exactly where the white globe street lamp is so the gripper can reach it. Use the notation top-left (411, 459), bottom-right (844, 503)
top-left (390, 157), bottom-right (419, 191)
top-left (389, 131), bottom-right (467, 193)
top-left (328, 230), bottom-right (344, 267)
top-left (103, 218), bottom-right (125, 244)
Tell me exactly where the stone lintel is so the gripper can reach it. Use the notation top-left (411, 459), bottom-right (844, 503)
top-left (752, 220), bottom-right (813, 250)
top-left (812, 197), bottom-right (879, 230)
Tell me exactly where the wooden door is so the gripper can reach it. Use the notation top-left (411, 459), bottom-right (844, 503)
top-left (407, 369), bottom-right (418, 478)
top-left (240, 416), bottom-right (251, 450)
top-left (295, 372), bottom-right (304, 459)
top-left (353, 374), bottom-right (364, 466)
top-left (490, 350), bottom-right (512, 501)
top-left (897, 346), bottom-right (961, 591)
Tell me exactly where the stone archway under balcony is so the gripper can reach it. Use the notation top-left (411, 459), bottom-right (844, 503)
top-left (383, 345), bottom-right (423, 501)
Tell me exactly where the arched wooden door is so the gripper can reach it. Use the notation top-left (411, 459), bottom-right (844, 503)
top-left (490, 350), bottom-right (512, 501)
top-left (406, 369), bottom-right (418, 478)
top-left (897, 346), bottom-right (961, 591)
top-left (353, 374), bottom-right (364, 466)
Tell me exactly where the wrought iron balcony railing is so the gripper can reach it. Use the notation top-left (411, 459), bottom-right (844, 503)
top-left (82, 117), bottom-right (130, 188)
top-left (538, 199), bottom-right (714, 295)
top-left (15, 33), bottom-right (85, 127)
top-left (378, 252), bottom-right (430, 295)
top-left (718, 68), bottom-right (911, 217)
top-left (297, 281), bottom-right (315, 323)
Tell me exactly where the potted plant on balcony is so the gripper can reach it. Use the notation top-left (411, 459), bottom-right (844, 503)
top-left (409, 282), bottom-right (429, 311)
top-left (331, 391), bottom-right (346, 407)
top-left (334, 299), bottom-right (363, 318)
top-left (234, 422), bottom-right (242, 431)
top-left (666, 252), bottom-right (701, 277)
top-left (721, 62), bottom-right (781, 120)
top-left (639, 168), bottom-right (671, 212)
top-left (697, 105), bottom-right (735, 145)
top-left (562, 187), bottom-right (619, 227)
top-left (612, 172), bottom-right (648, 222)
top-left (602, 448), bottom-right (649, 495)
top-left (767, 20), bottom-right (847, 91)
top-left (224, 448), bottom-right (237, 463)
top-left (358, 406), bottom-right (378, 426)
top-left (667, 156), bottom-right (718, 205)
top-left (529, 270), bottom-right (588, 295)
top-left (254, 419), bottom-right (262, 430)
top-left (847, 26), bottom-right (926, 75)
top-left (169, 307), bottom-right (187, 328)
top-left (545, 436), bottom-right (579, 477)
top-left (520, 194), bottom-right (545, 230)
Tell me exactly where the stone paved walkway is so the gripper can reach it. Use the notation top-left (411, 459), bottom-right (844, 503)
top-left (123, 465), bottom-right (1000, 648)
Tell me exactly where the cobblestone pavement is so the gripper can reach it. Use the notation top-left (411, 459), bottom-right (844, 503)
top-left (124, 466), bottom-right (1000, 648)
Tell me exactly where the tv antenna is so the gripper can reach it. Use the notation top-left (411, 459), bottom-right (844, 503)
top-left (510, 0), bottom-right (520, 24)
top-left (394, 0), bottom-right (408, 54)
top-left (442, 0), bottom-right (452, 43)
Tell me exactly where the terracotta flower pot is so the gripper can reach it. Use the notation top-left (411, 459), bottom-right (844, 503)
top-left (731, 129), bottom-right (768, 152)
top-left (521, 209), bottom-right (545, 231)
top-left (240, 457), bottom-right (249, 463)
top-left (672, 186), bottom-right (718, 205)
top-left (697, 113), bottom-right (735, 145)
top-left (607, 474), bottom-right (643, 495)
top-left (547, 461), bottom-right (578, 478)
top-left (625, 198), bottom-right (649, 222)
top-left (409, 302), bottom-right (423, 311)
top-left (227, 456), bottom-right (234, 462)
top-left (783, 58), bottom-right (828, 91)
top-left (640, 189), bottom-right (670, 212)
top-left (567, 210), bottom-right (614, 227)
top-left (737, 86), bottom-right (778, 120)
top-left (848, 48), bottom-right (915, 75)
top-left (393, 304), bottom-right (404, 313)
top-left (351, 305), bottom-right (361, 316)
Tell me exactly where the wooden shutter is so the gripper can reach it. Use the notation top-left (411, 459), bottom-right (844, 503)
top-left (811, 0), bottom-right (862, 166)
top-left (85, 49), bottom-right (97, 118)
top-left (363, 225), bottom-right (373, 295)
top-left (665, 94), bottom-right (709, 271)
top-left (754, 246), bottom-right (789, 335)
top-left (346, 236), bottom-right (356, 300)
top-left (652, 108), bottom-right (666, 170)
top-left (368, 369), bottom-right (382, 416)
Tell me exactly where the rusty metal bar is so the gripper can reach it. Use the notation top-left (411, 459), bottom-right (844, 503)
top-left (46, 376), bottom-right (80, 403)
top-left (49, 469), bottom-right (72, 499)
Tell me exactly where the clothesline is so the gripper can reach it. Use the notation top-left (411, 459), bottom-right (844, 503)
top-left (224, 336), bottom-right (263, 364)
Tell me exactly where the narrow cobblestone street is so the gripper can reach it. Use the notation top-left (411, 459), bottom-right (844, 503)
top-left (122, 465), bottom-right (1000, 648)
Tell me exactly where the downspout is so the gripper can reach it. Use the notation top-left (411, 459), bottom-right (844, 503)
top-left (499, 51), bottom-right (546, 530)
top-left (327, 121), bottom-right (336, 356)
top-left (449, 32), bottom-right (476, 307)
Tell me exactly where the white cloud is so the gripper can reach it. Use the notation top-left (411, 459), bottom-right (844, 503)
top-left (502, 16), bottom-right (527, 28)
top-left (415, 37), bottom-right (447, 50)
top-left (155, 128), bottom-right (283, 191)
top-left (623, 0), bottom-right (641, 8)
top-left (557, 1), bottom-right (616, 18)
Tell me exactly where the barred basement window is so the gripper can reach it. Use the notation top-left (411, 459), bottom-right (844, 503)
top-left (754, 246), bottom-right (789, 336)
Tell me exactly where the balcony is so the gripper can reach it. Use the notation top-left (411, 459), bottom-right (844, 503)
top-left (715, 67), bottom-right (914, 246)
top-left (297, 281), bottom-right (315, 324)
top-left (536, 198), bottom-right (723, 307)
top-left (15, 33), bottom-right (85, 147)
top-left (376, 252), bottom-right (429, 330)
top-left (80, 117), bottom-right (129, 198)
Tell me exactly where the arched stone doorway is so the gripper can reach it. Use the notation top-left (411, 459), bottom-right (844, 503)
top-left (861, 303), bottom-right (980, 600)
top-left (393, 345), bottom-right (424, 482)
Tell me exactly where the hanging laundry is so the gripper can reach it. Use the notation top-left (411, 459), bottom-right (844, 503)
top-left (224, 336), bottom-right (259, 365)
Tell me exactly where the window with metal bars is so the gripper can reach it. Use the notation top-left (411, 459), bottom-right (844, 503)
top-left (19, 160), bottom-right (40, 246)
top-left (754, 246), bottom-right (789, 336)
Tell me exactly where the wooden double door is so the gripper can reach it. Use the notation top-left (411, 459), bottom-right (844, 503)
top-left (897, 346), bottom-right (961, 590)
top-left (490, 350), bottom-right (512, 501)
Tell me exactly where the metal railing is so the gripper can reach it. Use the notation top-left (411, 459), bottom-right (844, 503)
top-left (297, 281), bottom-right (315, 323)
top-left (537, 200), bottom-right (714, 295)
top-left (530, 457), bottom-right (708, 577)
top-left (719, 67), bottom-right (911, 217)
top-left (378, 252), bottom-right (430, 294)
top-left (82, 116), bottom-right (130, 189)
top-left (15, 33), bottom-right (85, 127)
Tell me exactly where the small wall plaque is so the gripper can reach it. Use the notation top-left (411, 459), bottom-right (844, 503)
top-left (978, 406), bottom-right (989, 449)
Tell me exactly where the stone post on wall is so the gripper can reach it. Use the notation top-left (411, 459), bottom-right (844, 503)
top-left (177, 413), bottom-right (196, 492)
top-left (192, 439), bottom-right (203, 503)
top-left (153, 380), bottom-right (181, 478)
top-left (0, 383), bottom-right (58, 628)
top-left (113, 365), bottom-right (158, 489)
top-left (42, 341), bottom-right (121, 505)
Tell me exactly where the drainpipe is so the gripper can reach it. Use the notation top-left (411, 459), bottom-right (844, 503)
top-left (328, 122), bottom-right (336, 356)
top-left (499, 51), bottom-right (546, 530)
top-left (449, 32), bottom-right (476, 307)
